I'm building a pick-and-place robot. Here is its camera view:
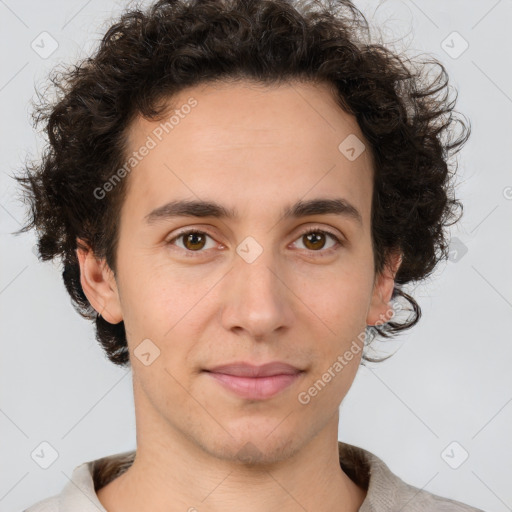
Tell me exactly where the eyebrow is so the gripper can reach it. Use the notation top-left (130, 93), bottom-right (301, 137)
top-left (144, 197), bottom-right (363, 226)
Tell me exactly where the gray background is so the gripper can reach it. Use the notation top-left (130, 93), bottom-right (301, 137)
top-left (1, 0), bottom-right (511, 510)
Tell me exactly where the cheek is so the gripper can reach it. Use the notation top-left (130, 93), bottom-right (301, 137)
top-left (303, 265), bottom-right (374, 329)
top-left (116, 284), bottom-right (177, 371)
top-left (120, 269), bottom-right (209, 368)
top-left (296, 266), bottom-right (373, 388)
top-left (116, 250), bottom-right (182, 323)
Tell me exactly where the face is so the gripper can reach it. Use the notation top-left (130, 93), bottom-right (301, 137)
top-left (79, 80), bottom-right (400, 465)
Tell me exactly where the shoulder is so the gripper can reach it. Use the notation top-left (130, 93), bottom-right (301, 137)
top-left (393, 483), bottom-right (486, 511)
top-left (22, 451), bottom-right (135, 512)
top-left (364, 449), bottom-right (486, 511)
top-left (338, 442), bottom-right (486, 512)
top-left (23, 495), bottom-right (59, 512)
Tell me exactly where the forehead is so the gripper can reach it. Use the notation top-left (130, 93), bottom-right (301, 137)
top-left (121, 80), bottom-right (374, 226)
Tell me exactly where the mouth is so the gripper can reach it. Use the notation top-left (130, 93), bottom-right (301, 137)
top-left (202, 361), bottom-right (305, 400)
top-left (204, 361), bottom-right (303, 377)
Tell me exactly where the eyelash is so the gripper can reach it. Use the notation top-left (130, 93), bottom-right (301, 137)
top-left (167, 227), bottom-right (344, 257)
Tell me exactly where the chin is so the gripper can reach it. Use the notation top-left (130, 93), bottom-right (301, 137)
top-left (201, 427), bottom-right (301, 466)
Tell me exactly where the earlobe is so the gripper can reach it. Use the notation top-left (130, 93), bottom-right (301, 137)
top-left (366, 250), bottom-right (402, 326)
top-left (76, 238), bottom-right (123, 324)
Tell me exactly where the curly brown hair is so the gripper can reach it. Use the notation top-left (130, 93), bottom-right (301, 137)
top-left (12, 0), bottom-right (470, 367)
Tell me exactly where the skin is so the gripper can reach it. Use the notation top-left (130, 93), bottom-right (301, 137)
top-left (77, 80), bottom-right (401, 512)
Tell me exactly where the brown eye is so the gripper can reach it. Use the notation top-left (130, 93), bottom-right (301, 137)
top-left (181, 232), bottom-right (207, 251)
top-left (303, 231), bottom-right (327, 250)
top-left (294, 228), bottom-right (342, 253)
top-left (168, 230), bottom-right (215, 253)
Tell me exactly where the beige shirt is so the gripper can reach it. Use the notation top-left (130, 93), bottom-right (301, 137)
top-left (24, 441), bottom-right (485, 511)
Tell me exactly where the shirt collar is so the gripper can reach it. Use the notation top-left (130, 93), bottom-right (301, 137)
top-left (57, 441), bottom-right (410, 512)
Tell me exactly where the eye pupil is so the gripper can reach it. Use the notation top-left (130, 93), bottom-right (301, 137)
top-left (304, 231), bottom-right (325, 250)
top-left (184, 232), bottom-right (206, 251)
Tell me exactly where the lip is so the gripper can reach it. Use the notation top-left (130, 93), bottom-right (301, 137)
top-left (203, 361), bottom-right (304, 400)
top-left (204, 361), bottom-right (303, 377)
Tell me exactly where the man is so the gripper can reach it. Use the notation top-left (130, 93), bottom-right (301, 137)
top-left (17, 0), bottom-right (481, 510)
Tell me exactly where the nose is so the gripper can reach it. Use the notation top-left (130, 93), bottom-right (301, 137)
top-left (220, 245), bottom-right (295, 340)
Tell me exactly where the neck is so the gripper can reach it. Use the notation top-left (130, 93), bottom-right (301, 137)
top-left (97, 384), bottom-right (367, 512)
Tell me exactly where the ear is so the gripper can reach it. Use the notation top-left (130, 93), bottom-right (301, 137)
top-left (366, 250), bottom-right (402, 326)
top-left (76, 238), bottom-right (123, 324)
